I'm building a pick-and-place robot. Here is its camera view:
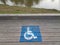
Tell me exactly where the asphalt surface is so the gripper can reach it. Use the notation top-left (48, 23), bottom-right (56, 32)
top-left (0, 16), bottom-right (60, 45)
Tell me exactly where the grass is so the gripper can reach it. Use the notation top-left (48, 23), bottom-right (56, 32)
top-left (0, 4), bottom-right (60, 14)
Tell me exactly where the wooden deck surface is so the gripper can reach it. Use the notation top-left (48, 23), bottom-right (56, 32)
top-left (0, 17), bottom-right (60, 45)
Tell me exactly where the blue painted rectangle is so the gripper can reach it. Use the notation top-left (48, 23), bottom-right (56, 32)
top-left (21, 26), bottom-right (40, 32)
top-left (20, 26), bottom-right (42, 42)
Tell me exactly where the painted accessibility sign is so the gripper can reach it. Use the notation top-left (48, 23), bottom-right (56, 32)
top-left (20, 26), bottom-right (42, 42)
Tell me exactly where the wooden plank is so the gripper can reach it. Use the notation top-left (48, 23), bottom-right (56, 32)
top-left (0, 14), bottom-right (60, 16)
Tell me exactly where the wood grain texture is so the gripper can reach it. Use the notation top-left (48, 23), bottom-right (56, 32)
top-left (0, 19), bottom-right (60, 45)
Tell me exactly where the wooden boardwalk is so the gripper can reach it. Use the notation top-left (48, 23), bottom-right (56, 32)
top-left (0, 16), bottom-right (60, 45)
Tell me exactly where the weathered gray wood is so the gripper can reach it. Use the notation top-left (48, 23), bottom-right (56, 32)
top-left (0, 19), bottom-right (60, 45)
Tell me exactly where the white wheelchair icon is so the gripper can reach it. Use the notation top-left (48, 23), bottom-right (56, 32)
top-left (24, 27), bottom-right (37, 40)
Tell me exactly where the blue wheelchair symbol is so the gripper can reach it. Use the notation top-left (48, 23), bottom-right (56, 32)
top-left (24, 27), bottom-right (37, 40)
top-left (20, 26), bottom-right (42, 42)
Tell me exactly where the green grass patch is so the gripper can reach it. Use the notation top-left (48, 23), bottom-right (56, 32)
top-left (0, 4), bottom-right (60, 14)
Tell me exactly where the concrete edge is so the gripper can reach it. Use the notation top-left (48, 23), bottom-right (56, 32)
top-left (0, 14), bottom-right (60, 16)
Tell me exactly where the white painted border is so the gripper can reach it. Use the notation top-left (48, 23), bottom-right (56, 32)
top-left (0, 14), bottom-right (60, 16)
